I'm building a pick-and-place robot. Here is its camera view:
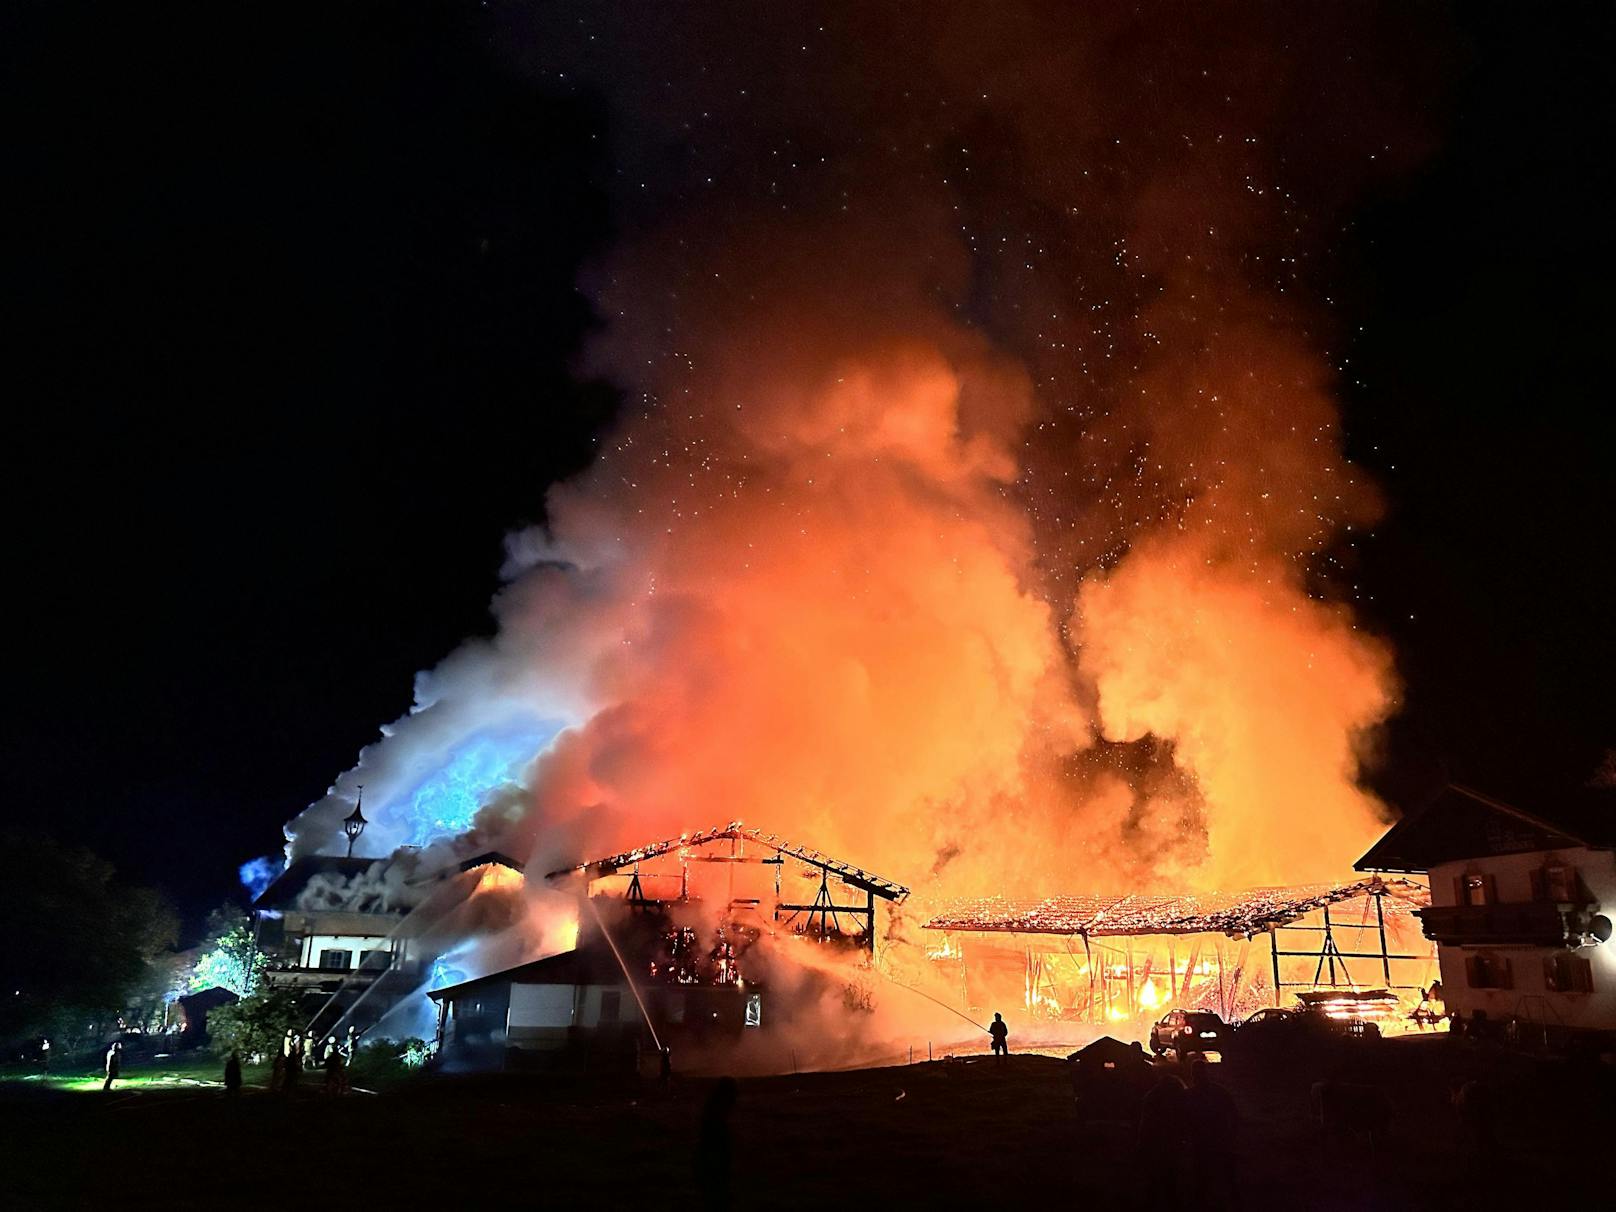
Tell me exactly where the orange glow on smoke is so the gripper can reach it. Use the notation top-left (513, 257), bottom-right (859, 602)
top-left (506, 331), bottom-right (1396, 913)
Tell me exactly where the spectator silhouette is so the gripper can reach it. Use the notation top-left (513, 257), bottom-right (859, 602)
top-left (1184, 1059), bottom-right (1239, 1208)
top-left (696, 1076), bottom-right (739, 1210)
top-left (1137, 1070), bottom-right (1187, 1203)
top-left (224, 1050), bottom-right (242, 1097)
top-left (102, 1041), bottom-right (122, 1091)
top-left (1453, 1079), bottom-right (1496, 1157)
top-left (989, 1013), bottom-right (1009, 1060)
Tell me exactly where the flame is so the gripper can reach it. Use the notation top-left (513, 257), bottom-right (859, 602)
top-left (1137, 977), bottom-right (1164, 1012)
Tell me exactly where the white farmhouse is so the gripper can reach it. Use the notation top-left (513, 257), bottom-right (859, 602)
top-left (1356, 784), bottom-right (1616, 1044)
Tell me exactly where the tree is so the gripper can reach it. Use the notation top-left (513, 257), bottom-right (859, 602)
top-left (0, 834), bottom-right (179, 1047)
top-left (206, 985), bottom-right (306, 1058)
top-left (188, 903), bottom-right (263, 997)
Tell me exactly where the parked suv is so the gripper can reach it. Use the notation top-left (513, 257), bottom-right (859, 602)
top-left (1149, 1009), bottom-right (1230, 1057)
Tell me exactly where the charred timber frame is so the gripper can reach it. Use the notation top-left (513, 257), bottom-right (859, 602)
top-left (545, 823), bottom-right (908, 954)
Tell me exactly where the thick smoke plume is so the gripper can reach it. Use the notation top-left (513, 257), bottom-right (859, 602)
top-left (285, 5), bottom-right (1444, 917)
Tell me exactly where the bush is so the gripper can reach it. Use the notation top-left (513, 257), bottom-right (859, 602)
top-left (207, 987), bottom-right (304, 1057)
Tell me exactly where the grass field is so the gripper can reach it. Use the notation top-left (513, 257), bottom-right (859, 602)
top-left (2, 1037), bottom-right (1610, 1210)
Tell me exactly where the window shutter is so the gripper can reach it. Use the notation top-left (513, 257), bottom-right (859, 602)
top-left (1497, 957), bottom-right (1514, 990)
top-left (1465, 956), bottom-right (1482, 987)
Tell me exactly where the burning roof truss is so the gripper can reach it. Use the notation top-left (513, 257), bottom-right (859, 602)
top-left (545, 822), bottom-right (909, 902)
top-left (923, 876), bottom-right (1427, 940)
top-left (546, 823), bottom-right (908, 954)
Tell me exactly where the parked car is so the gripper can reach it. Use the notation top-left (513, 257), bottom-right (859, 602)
top-left (1149, 1008), bottom-right (1231, 1057)
top-left (1239, 1007), bottom-right (1299, 1033)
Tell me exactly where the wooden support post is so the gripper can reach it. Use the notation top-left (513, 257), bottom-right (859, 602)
top-left (1375, 892), bottom-right (1392, 984)
top-left (1126, 938), bottom-right (1135, 1019)
top-left (1324, 904), bottom-right (1338, 986)
top-left (866, 887), bottom-right (876, 955)
top-left (1270, 927), bottom-right (1282, 1007)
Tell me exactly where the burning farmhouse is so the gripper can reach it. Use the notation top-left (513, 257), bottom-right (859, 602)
top-left (250, 823), bottom-right (910, 1071)
top-left (250, 848), bottom-right (535, 1042)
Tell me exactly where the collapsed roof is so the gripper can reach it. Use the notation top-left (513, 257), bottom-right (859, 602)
top-left (923, 876), bottom-right (1428, 940)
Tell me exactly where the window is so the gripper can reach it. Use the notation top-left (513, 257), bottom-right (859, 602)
top-left (1455, 873), bottom-right (1496, 907)
top-left (1464, 954), bottom-right (1513, 989)
top-left (1530, 863), bottom-right (1578, 903)
top-left (1544, 953), bottom-right (1594, 993)
top-left (664, 992), bottom-right (686, 1024)
top-left (600, 990), bottom-right (622, 1022)
top-left (318, 949), bottom-right (351, 970)
top-left (359, 950), bottom-right (390, 971)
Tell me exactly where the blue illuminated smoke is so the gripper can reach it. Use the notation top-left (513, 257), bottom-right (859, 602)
top-left (238, 855), bottom-right (285, 898)
top-left (390, 718), bottom-right (561, 846)
top-left (429, 958), bottom-right (466, 990)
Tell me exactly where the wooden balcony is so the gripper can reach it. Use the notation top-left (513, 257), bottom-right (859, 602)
top-left (1417, 901), bottom-right (1572, 947)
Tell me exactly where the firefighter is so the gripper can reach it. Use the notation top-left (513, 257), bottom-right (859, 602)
top-left (988, 1012), bottom-right (1009, 1060)
top-left (282, 1028), bottom-right (302, 1090)
top-left (323, 1036), bottom-right (344, 1095)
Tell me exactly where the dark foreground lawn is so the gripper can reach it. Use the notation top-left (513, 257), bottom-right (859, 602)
top-left (4, 1036), bottom-right (1611, 1210)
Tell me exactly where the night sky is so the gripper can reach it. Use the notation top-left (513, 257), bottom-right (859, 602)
top-left (4, 3), bottom-right (1611, 933)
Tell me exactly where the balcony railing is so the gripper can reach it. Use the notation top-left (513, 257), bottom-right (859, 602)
top-left (1417, 902), bottom-right (1573, 947)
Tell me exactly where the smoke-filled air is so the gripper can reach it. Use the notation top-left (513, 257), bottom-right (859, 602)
top-left (274, 4), bottom-right (1442, 963)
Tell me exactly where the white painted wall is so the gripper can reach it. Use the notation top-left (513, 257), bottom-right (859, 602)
top-left (509, 983), bottom-right (576, 1030)
top-left (299, 934), bottom-right (393, 970)
top-left (1430, 846), bottom-right (1616, 1032)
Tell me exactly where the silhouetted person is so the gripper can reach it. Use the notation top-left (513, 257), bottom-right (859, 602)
top-left (282, 1029), bottom-right (302, 1091)
top-left (695, 1076), bottom-right (738, 1210)
top-left (659, 1045), bottom-right (673, 1087)
top-left (1137, 1071), bottom-right (1188, 1205)
top-left (1184, 1059), bottom-right (1238, 1208)
top-left (224, 1050), bottom-right (242, 1097)
top-left (989, 1013), bottom-right (1009, 1059)
top-left (1454, 1079), bottom-right (1496, 1157)
top-left (323, 1040), bottom-right (344, 1095)
top-left (39, 1038), bottom-right (50, 1073)
top-left (103, 1041), bottom-right (121, 1091)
